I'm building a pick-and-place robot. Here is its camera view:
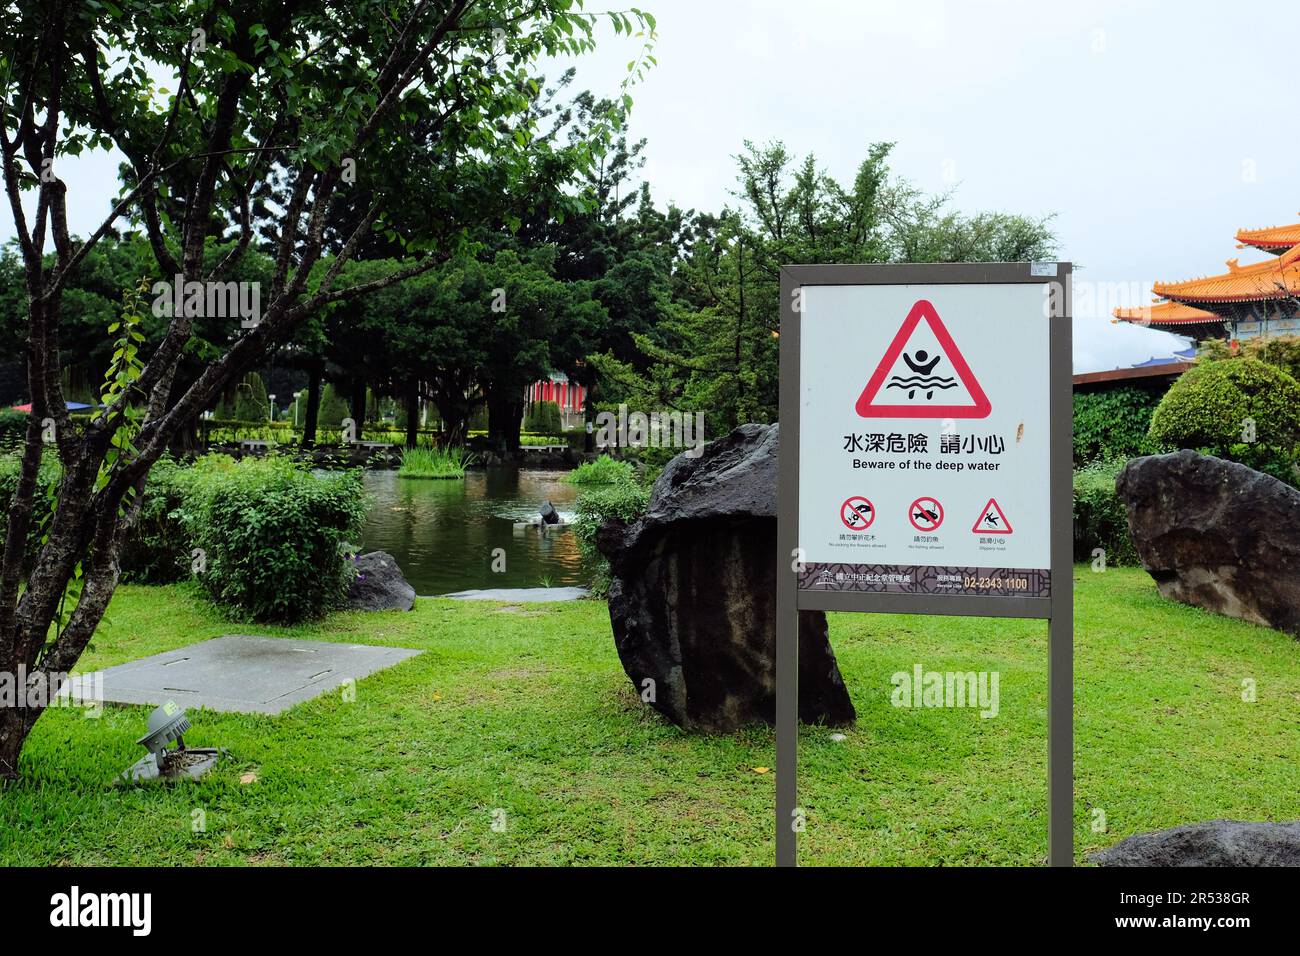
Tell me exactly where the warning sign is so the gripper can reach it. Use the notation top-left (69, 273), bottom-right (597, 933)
top-left (779, 262), bottom-right (1075, 870)
top-left (907, 496), bottom-right (944, 532)
top-left (795, 279), bottom-right (1052, 597)
top-left (971, 497), bottom-right (1013, 534)
top-left (840, 496), bottom-right (875, 530)
top-left (855, 299), bottom-right (991, 419)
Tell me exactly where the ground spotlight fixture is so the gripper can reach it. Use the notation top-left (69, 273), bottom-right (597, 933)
top-left (120, 700), bottom-right (223, 783)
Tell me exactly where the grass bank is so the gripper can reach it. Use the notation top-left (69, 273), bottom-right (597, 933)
top-left (2, 567), bottom-right (1296, 865)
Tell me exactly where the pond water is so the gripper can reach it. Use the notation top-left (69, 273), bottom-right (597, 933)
top-left (358, 468), bottom-right (593, 595)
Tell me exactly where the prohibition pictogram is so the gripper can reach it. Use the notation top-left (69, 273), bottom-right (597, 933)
top-left (907, 496), bottom-right (944, 532)
top-left (840, 495), bottom-right (875, 530)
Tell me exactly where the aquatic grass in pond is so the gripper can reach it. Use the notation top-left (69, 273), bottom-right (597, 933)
top-left (564, 455), bottom-right (634, 485)
top-left (398, 446), bottom-right (474, 479)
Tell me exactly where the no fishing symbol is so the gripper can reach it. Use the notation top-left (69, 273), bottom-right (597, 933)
top-left (908, 496), bottom-right (944, 532)
top-left (840, 495), bottom-right (875, 530)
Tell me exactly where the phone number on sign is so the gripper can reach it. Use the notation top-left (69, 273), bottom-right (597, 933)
top-left (963, 576), bottom-right (1030, 591)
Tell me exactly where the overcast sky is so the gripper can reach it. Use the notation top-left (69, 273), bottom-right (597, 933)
top-left (5, 0), bottom-right (1297, 373)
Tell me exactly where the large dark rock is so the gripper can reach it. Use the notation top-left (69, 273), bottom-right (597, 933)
top-left (1091, 820), bottom-right (1300, 867)
top-left (1116, 450), bottom-right (1300, 636)
top-left (345, 551), bottom-right (416, 612)
top-left (596, 423), bottom-right (855, 733)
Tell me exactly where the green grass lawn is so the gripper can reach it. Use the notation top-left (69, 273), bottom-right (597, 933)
top-left (2, 566), bottom-right (1296, 866)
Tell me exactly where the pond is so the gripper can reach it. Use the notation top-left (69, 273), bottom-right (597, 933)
top-left (358, 467), bottom-right (593, 595)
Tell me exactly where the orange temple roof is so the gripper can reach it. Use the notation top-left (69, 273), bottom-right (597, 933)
top-left (1153, 243), bottom-right (1300, 303)
top-left (1235, 220), bottom-right (1300, 252)
top-left (1113, 301), bottom-right (1220, 326)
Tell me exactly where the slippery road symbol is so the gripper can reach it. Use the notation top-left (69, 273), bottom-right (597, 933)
top-left (971, 497), bottom-right (1013, 534)
top-left (907, 496), bottom-right (944, 532)
top-left (840, 495), bottom-right (876, 530)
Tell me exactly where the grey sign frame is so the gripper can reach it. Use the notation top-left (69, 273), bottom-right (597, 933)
top-left (775, 261), bottom-right (1074, 867)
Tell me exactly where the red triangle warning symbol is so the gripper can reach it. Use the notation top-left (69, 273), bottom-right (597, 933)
top-left (971, 497), bottom-right (1013, 534)
top-left (855, 299), bottom-right (991, 418)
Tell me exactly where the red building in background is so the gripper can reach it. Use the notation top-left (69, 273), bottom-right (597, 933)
top-left (527, 372), bottom-right (586, 428)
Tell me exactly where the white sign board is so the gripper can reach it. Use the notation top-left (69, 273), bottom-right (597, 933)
top-left (797, 282), bottom-right (1052, 598)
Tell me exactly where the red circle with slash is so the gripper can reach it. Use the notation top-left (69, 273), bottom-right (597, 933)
top-left (840, 496), bottom-right (876, 530)
top-left (908, 496), bottom-right (944, 532)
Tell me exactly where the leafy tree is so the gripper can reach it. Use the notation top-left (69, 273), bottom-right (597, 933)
top-left (591, 141), bottom-right (1057, 432)
top-left (0, 0), bottom-right (654, 778)
top-left (345, 248), bottom-right (606, 450)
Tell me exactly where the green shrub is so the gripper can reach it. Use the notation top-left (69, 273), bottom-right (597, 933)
top-left (0, 451), bottom-right (60, 576)
top-left (1072, 387), bottom-right (1163, 465)
top-left (524, 400), bottom-right (563, 435)
top-left (572, 480), bottom-right (651, 597)
top-left (0, 408), bottom-right (27, 451)
top-left (119, 457), bottom-right (194, 584)
top-left (564, 454), bottom-right (634, 485)
top-left (179, 455), bottom-right (366, 622)
top-left (1072, 458), bottom-right (1138, 566)
top-left (1149, 358), bottom-right (1300, 454)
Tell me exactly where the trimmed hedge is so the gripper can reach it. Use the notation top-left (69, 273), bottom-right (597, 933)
top-left (1149, 358), bottom-right (1300, 486)
top-left (0, 453), bottom-right (366, 621)
top-left (1149, 358), bottom-right (1300, 451)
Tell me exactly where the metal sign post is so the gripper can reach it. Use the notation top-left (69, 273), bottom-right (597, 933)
top-left (775, 262), bottom-right (1074, 867)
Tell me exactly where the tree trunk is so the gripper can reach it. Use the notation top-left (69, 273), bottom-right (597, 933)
top-left (302, 362), bottom-right (323, 447)
top-left (350, 377), bottom-right (366, 440)
top-left (429, 371), bottom-right (475, 449)
top-left (432, 392), bottom-right (469, 447)
top-left (486, 392), bottom-right (523, 458)
top-left (165, 378), bottom-right (201, 455)
top-left (404, 375), bottom-right (420, 450)
top-left (0, 707), bottom-right (34, 781)
top-left (582, 380), bottom-right (595, 453)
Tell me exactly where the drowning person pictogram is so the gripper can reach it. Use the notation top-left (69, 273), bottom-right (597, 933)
top-left (887, 348), bottom-right (958, 401)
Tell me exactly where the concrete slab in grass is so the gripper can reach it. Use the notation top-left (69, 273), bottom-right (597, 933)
top-left (440, 586), bottom-right (588, 602)
top-left (62, 635), bottom-right (422, 715)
